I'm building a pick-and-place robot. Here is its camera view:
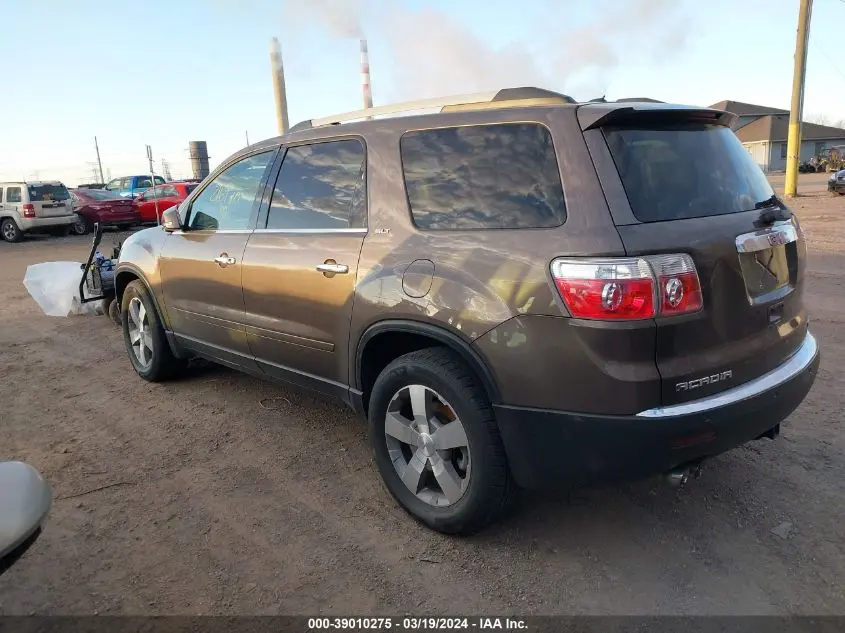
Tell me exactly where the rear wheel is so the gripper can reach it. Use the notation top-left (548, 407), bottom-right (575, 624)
top-left (1, 218), bottom-right (23, 243)
top-left (71, 215), bottom-right (90, 235)
top-left (121, 280), bottom-right (184, 381)
top-left (368, 347), bottom-right (513, 535)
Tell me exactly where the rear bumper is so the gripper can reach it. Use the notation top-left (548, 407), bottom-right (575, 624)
top-left (19, 215), bottom-right (75, 231)
top-left (495, 332), bottom-right (820, 489)
top-left (828, 181), bottom-right (845, 192)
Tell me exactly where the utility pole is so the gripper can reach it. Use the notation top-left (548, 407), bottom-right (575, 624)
top-left (784, 0), bottom-right (814, 197)
top-left (94, 136), bottom-right (105, 184)
top-left (146, 145), bottom-right (161, 225)
top-left (270, 37), bottom-right (290, 134)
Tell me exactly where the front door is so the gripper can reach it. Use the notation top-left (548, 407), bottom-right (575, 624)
top-left (159, 148), bottom-right (277, 368)
top-left (241, 138), bottom-right (367, 399)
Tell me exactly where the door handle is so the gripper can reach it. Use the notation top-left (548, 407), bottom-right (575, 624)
top-left (316, 263), bottom-right (349, 274)
top-left (213, 254), bottom-right (236, 267)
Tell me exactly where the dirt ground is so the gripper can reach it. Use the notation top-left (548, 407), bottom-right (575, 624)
top-left (1, 175), bottom-right (843, 616)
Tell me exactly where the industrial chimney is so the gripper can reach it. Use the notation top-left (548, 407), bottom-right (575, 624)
top-left (270, 37), bottom-right (290, 134)
top-left (188, 141), bottom-right (210, 180)
top-left (360, 39), bottom-right (373, 111)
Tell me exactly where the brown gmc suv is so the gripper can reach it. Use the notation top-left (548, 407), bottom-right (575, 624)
top-left (115, 88), bottom-right (820, 534)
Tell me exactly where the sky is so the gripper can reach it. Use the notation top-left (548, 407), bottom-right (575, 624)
top-left (2, 0), bottom-right (845, 186)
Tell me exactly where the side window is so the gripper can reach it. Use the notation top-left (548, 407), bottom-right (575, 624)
top-left (106, 179), bottom-right (119, 190)
top-left (188, 151), bottom-right (274, 231)
top-left (6, 187), bottom-right (22, 203)
top-left (400, 123), bottom-right (566, 230)
top-left (0, 188), bottom-right (3, 203)
top-left (266, 139), bottom-right (366, 230)
top-left (135, 177), bottom-right (153, 190)
top-left (160, 185), bottom-right (178, 197)
top-left (154, 176), bottom-right (165, 185)
top-left (780, 143), bottom-right (788, 160)
top-left (120, 178), bottom-right (131, 190)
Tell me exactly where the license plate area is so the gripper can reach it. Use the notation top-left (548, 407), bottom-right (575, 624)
top-left (736, 222), bottom-right (799, 305)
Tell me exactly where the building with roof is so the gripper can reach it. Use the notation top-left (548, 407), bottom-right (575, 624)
top-left (709, 100), bottom-right (845, 172)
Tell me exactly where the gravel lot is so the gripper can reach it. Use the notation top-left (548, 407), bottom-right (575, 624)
top-left (1, 176), bottom-right (843, 615)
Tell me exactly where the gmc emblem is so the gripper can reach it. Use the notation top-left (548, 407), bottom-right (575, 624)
top-left (676, 370), bottom-right (733, 392)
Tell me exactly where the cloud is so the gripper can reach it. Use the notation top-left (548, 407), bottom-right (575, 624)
top-left (279, 0), bottom-right (692, 101)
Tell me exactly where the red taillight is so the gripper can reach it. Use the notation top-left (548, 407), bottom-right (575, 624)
top-left (22, 203), bottom-right (36, 218)
top-left (648, 254), bottom-right (704, 316)
top-left (551, 254), bottom-right (702, 321)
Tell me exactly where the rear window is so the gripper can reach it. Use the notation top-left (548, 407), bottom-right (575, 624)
top-left (400, 123), bottom-right (566, 230)
top-left (81, 189), bottom-right (124, 200)
top-left (28, 184), bottom-right (70, 201)
top-left (604, 124), bottom-right (775, 223)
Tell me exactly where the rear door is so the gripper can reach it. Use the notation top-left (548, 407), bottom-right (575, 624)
top-left (588, 113), bottom-right (808, 407)
top-left (240, 138), bottom-right (367, 399)
top-left (27, 183), bottom-right (73, 217)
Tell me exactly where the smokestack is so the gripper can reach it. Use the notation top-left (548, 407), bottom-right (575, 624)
top-left (270, 37), bottom-right (290, 134)
top-left (188, 141), bottom-right (210, 180)
top-left (360, 38), bottom-right (373, 111)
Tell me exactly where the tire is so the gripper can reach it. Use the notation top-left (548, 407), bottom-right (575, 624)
top-left (1, 218), bottom-right (24, 243)
top-left (121, 280), bottom-right (184, 381)
top-left (108, 296), bottom-right (121, 326)
top-left (71, 215), bottom-right (91, 235)
top-left (368, 347), bottom-right (513, 535)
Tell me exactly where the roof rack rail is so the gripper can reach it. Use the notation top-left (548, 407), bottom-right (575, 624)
top-left (288, 87), bottom-right (575, 133)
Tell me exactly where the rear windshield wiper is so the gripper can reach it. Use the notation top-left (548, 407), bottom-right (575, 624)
top-left (753, 195), bottom-right (792, 226)
top-left (753, 194), bottom-right (781, 210)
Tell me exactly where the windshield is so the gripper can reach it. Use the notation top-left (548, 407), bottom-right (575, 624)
top-left (604, 124), bottom-right (775, 223)
top-left (28, 184), bottom-right (70, 202)
top-left (80, 189), bottom-right (124, 200)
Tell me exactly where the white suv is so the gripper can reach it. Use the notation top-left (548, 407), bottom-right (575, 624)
top-left (0, 181), bottom-right (76, 242)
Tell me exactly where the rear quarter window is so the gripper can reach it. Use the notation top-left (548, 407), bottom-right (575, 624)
top-left (400, 123), bottom-right (566, 230)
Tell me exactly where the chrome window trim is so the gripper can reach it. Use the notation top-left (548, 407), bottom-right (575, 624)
top-left (636, 331), bottom-right (817, 418)
top-left (169, 229), bottom-right (253, 235)
top-left (253, 228), bottom-right (368, 235)
top-left (735, 221), bottom-right (798, 253)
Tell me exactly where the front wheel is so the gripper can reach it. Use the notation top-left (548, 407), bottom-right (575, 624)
top-left (121, 280), bottom-right (184, 381)
top-left (368, 347), bottom-right (513, 535)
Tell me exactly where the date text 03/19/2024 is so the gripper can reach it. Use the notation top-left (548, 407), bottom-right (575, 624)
top-left (306, 617), bottom-right (528, 630)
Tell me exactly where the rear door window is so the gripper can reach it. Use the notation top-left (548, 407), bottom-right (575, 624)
top-left (7, 187), bottom-right (21, 203)
top-left (265, 139), bottom-right (366, 230)
top-left (400, 123), bottom-right (566, 230)
top-left (603, 124), bottom-right (775, 223)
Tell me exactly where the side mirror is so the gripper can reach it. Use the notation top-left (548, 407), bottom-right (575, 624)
top-left (0, 461), bottom-right (51, 576)
top-left (161, 206), bottom-right (182, 232)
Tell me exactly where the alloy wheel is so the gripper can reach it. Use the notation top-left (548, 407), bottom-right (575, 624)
top-left (384, 385), bottom-right (471, 507)
top-left (127, 297), bottom-right (153, 368)
top-left (2, 222), bottom-right (17, 241)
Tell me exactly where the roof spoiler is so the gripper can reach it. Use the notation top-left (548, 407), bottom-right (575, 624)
top-left (577, 104), bottom-right (737, 131)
